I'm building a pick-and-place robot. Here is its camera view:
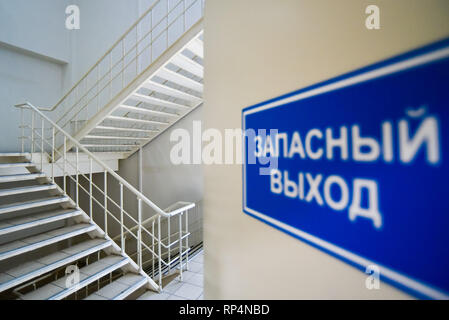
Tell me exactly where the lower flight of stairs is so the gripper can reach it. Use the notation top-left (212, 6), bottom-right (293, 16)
top-left (0, 153), bottom-right (157, 300)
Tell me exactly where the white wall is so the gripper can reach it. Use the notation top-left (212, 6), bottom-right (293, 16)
top-left (0, 0), bottom-right (71, 63)
top-left (117, 106), bottom-right (204, 247)
top-left (203, 0), bottom-right (449, 299)
top-left (0, 0), bottom-right (170, 151)
top-left (0, 0), bottom-right (71, 152)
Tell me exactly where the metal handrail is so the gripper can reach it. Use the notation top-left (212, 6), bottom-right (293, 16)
top-left (15, 102), bottom-right (186, 218)
top-left (16, 100), bottom-right (195, 289)
top-left (112, 202), bottom-right (195, 246)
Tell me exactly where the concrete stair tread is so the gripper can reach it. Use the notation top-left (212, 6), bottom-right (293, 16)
top-left (0, 153), bottom-right (31, 157)
top-left (0, 173), bottom-right (46, 184)
top-left (0, 208), bottom-right (82, 236)
top-left (0, 239), bottom-right (111, 292)
top-left (0, 223), bottom-right (96, 262)
top-left (0, 184), bottom-right (57, 197)
top-left (84, 274), bottom-right (147, 300)
top-left (142, 80), bottom-right (202, 105)
top-left (0, 196), bottom-right (70, 215)
top-left (20, 255), bottom-right (129, 300)
top-left (0, 163), bottom-right (33, 169)
top-left (156, 68), bottom-right (203, 93)
top-left (169, 53), bottom-right (204, 78)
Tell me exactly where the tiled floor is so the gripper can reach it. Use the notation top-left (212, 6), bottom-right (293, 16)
top-left (139, 250), bottom-right (204, 300)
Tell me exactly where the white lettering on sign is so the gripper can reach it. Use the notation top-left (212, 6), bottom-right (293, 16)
top-left (260, 110), bottom-right (440, 229)
top-left (255, 112), bottom-right (440, 165)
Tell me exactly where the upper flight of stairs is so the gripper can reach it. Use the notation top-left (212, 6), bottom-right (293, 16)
top-left (76, 31), bottom-right (204, 156)
top-left (0, 154), bottom-right (157, 300)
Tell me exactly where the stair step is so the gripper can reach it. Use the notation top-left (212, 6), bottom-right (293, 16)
top-left (119, 104), bottom-right (179, 118)
top-left (106, 115), bottom-right (168, 126)
top-left (20, 255), bottom-right (129, 300)
top-left (0, 196), bottom-right (70, 215)
top-left (131, 93), bottom-right (190, 111)
top-left (84, 274), bottom-right (147, 300)
top-left (142, 81), bottom-right (202, 105)
top-left (0, 173), bottom-right (46, 183)
top-left (0, 163), bottom-right (33, 169)
top-left (170, 54), bottom-right (204, 78)
top-left (0, 209), bottom-right (82, 236)
top-left (83, 135), bottom-right (149, 141)
top-left (0, 153), bottom-right (31, 158)
top-left (185, 38), bottom-right (204, 59)
top-left (83, 144), bottom-right (137, 149)
top-left (0, 184), bottom-right (57, 197)
top-left (95, 125), bottom-right (159, 134)
top-left (0, 239), bottom-right (111, 292)
top-left (156, 68), bottom-right (203, 93)
top-left (0, 223), bottom-right (96, 262)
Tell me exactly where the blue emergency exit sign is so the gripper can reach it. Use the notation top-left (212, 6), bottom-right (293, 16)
top-left (242, 38), bottom-right (449, 299)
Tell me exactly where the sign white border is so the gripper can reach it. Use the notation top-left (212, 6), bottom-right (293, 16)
top-left (242, 45), bottom-right (449, 300)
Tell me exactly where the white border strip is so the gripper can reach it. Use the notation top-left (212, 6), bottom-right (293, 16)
top-left (242, 45), bottom-right (449, 300)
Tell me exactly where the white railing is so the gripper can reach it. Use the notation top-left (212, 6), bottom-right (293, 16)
top-left (35, 0), bottom-right (204, 145)
top-left (15, 102), bottom-right (195, 291)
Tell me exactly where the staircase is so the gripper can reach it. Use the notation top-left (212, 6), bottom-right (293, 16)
top-left (0, 0), bottom-right (203, 300)
top-left (0, 154), bottom-right (152, 300)
top-left (78, 31), bottom-right (204, 155)
top-left (51, 0), bottom-right (205, 157)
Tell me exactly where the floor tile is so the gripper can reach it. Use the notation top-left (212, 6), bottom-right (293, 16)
top-left (188, 261), bottom-right (203, 273)
top-left (174, 283), bottom-right (203, 300)
top-left (185, 273), bottom-right (203, 287)
top-left (180, 271), bottom-right (196, 282)
top-left (192, 254), bottom-right (203, 263)
top-left (164, 280), bottom-right (184, 294)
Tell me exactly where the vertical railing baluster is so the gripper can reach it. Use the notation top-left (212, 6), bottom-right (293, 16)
top-left (41, 118), bottom-right (44, 172)
top-left (52, 127), bottom-right (55, 182)
top-left (104, 170), bottom-right (108, 234)
top-left (139, 148), bottom-right (142, 191)
top-left (183, 0), bottom-right (186, 32)
top-left (20, 107), bottom-right (24, 153)
top-left (63, 137), bottom-right (67, 194)
top-left (185, 210), bottom-right (189, 271)
top-left (152, 220), bottom-right (155, 280)
top-left (122, 41), bottom-right (125, 89)
top-left (120, 183), bottom-right (124, 254)
top-left (109, 54), bottom-right (112, 100)
top-left (137, 198), bottom-right (142, 272)
top-left (158, 215), bottom-right (162, 290)
top-left (97, 66), bottom-right (100, 113)
top-left (150, 9), bottom-right (153, 63)
top-left (179, 212), bottom-right (183, 281)
top-left (31, 111), bottom-right (35, 154)
top-left (89, 158), bottom-right (93, 221)
top-left (75, 87), bottom-right (78, 134)
top-left (168, 216), bottom-right (171, 273)
top-left (136, 26), bottom-right (138, 77)
top-left (76, 147), bottom-right (79, 206)
top-left (166, 0), bottom-right (169, 49)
